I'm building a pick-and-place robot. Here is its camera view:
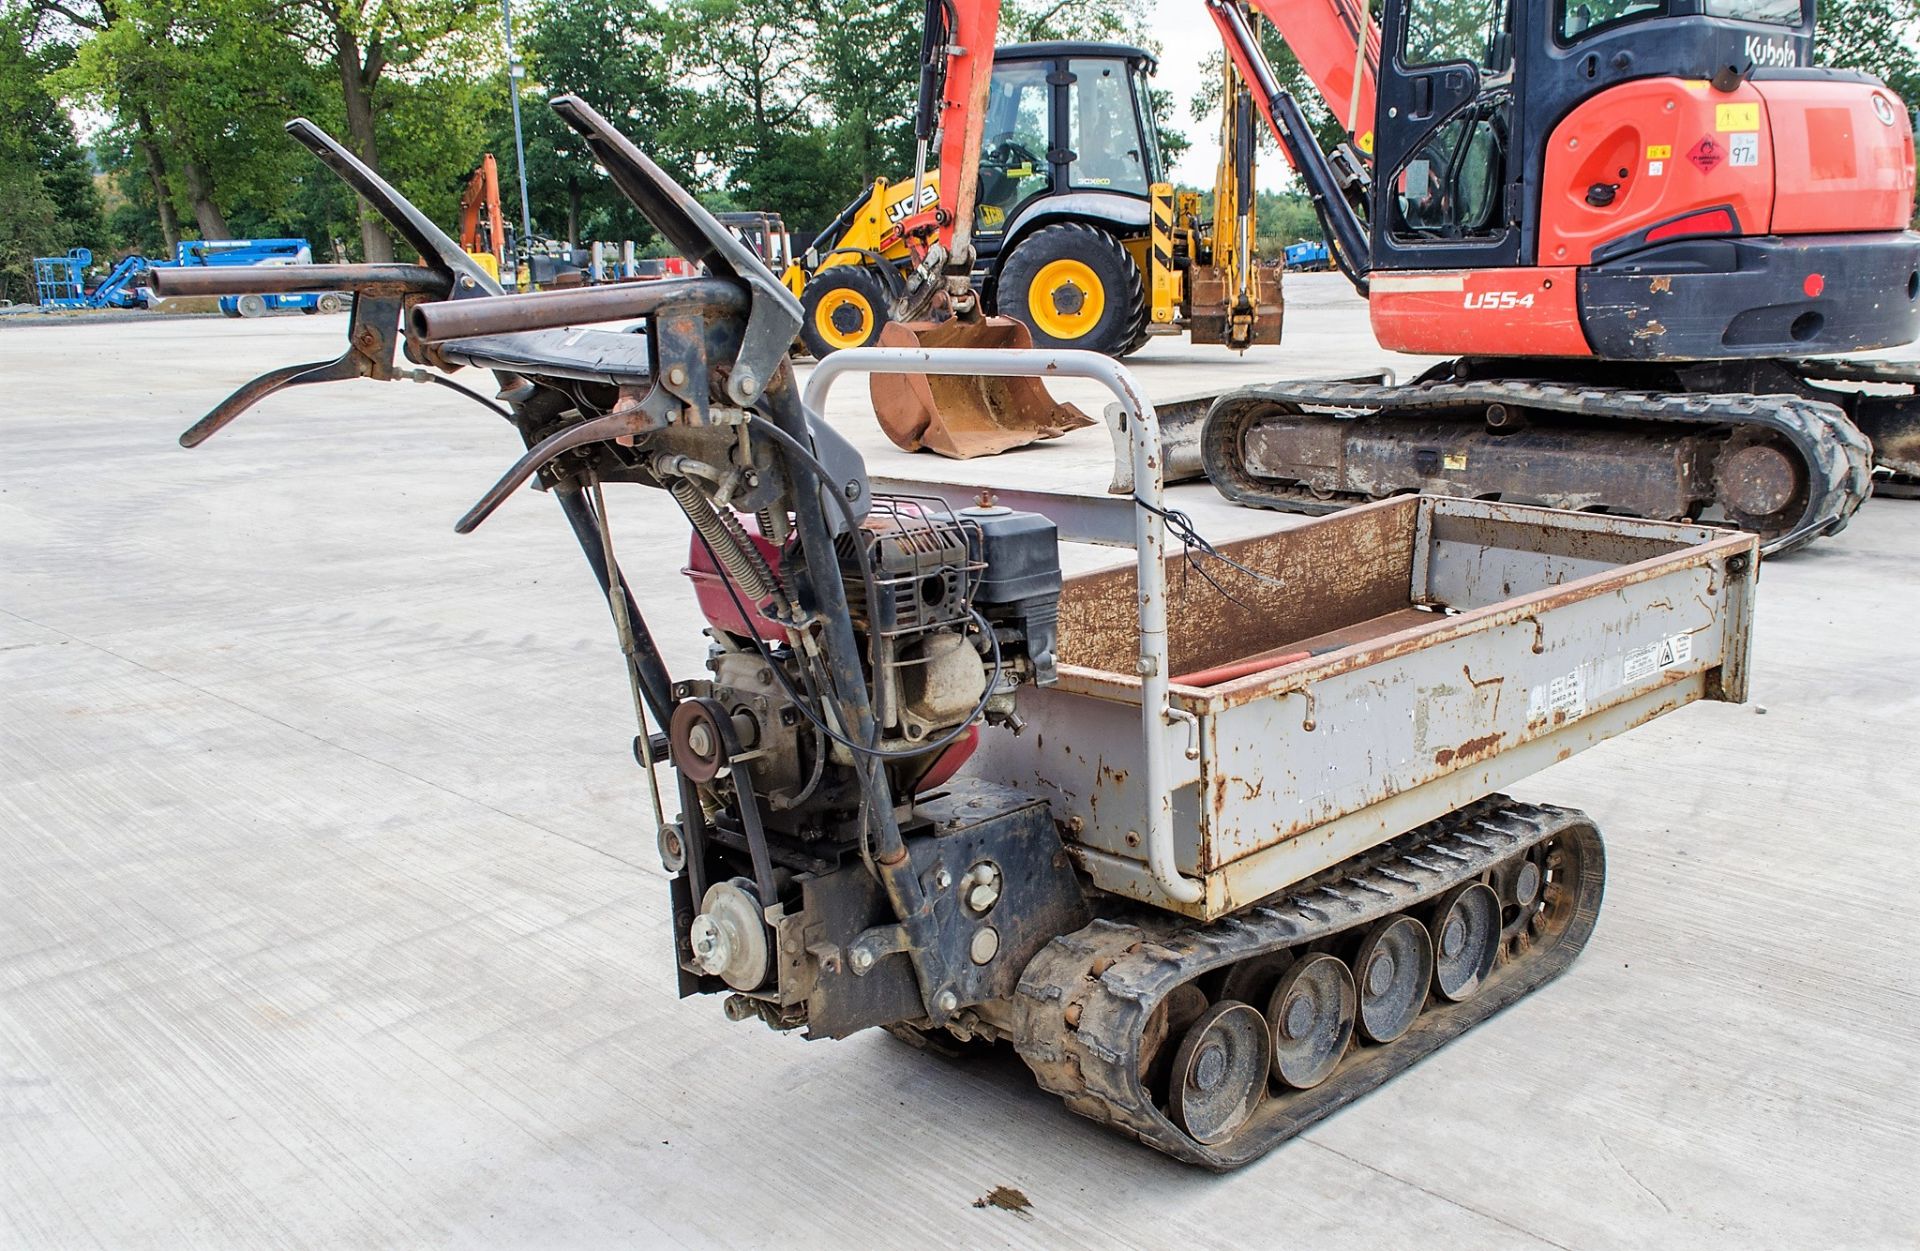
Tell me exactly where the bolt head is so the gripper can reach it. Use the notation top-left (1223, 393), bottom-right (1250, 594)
top-left (850, 948), bottom-right (875, 974)
top-left (935, 989), bottom-right (959, 1014)
top-left (689, 914), bottom-right (732, 976)
top-left (933, 868), bottom-right (952, 890)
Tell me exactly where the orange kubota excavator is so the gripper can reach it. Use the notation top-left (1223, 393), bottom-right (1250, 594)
top-left (898, 0), bottom-right (1920, 554)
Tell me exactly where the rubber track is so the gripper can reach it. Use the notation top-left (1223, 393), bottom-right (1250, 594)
top-left (1012, 797), bottom-right (1603, 1170)
top-left (1780, 356), bottom-right (1920, 482)
top-left (1200, 377), bottom-right (1873, 556)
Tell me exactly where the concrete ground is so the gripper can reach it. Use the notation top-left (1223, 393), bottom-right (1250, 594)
top-left (2, 275), bottom-right (1915, 1249)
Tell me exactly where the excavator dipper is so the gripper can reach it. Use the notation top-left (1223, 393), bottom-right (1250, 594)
top-left (155, 99), bottom-right (1758, 1168)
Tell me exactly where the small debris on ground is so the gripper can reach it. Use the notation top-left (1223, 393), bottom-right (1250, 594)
top-left (972, 1186), bottom-right (1032, 1219)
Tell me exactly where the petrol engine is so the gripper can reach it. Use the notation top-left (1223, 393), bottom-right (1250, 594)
top-left (666, 492), bottom-right (1085, 1040)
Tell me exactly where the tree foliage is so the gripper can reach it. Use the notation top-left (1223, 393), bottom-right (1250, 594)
top-left (0, 0), bottom-right (1335, 288)
top-left (0, 8), bottom-right (102, 300)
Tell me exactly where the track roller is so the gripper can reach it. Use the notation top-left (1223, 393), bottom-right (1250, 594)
top-left (1015, 798), bottom-right (1606, 1169)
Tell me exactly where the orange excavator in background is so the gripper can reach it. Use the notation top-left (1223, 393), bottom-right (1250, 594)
top-left (459, 154), bottom-right (508, 283)
top-left (894, 0), bottom-right (1920, 554)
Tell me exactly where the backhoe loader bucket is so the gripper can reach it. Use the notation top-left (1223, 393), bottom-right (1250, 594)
top-left (868, 318), bottom-right (1094, 458)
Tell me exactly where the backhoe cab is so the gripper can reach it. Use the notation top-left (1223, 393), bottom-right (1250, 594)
top-left (796, 42), bottom-right (1278, 364)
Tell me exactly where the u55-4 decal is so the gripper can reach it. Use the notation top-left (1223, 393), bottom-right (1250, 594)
top-left (1464, 291), bottom-right (1536, 310)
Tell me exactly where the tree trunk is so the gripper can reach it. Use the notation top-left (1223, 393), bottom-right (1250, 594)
top-left (333, 20), bottom-right (393, 261)
top-left (180, 159), bottom-right (230, 239)
top-left (130, 107), bottom-right (180, 254)
top-left (567, 175), bottom-right (580, 249)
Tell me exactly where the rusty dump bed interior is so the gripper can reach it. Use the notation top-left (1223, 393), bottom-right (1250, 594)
top-left (1056, 495), bottom-right (1732, 686)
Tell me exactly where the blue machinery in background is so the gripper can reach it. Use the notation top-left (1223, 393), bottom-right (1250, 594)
top-left (33, 249), bottom-right (151, 310)
top-left (1282, 239), bottom-right (1331, 270)
top-left (32, 238), bottom-right (342, 315)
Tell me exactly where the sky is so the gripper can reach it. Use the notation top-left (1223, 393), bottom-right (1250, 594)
top-left (1139, 7), bottom-right (1299, 191)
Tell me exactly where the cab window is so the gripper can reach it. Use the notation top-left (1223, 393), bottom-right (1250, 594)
top-left (1066, 58), bottom-right (1150, 194)
top-left (1404, 0), bottom-right (1503, 66)
top-left (1557, 0), bottom-right (1670, 42)
top-left (976, 62), bottom-right (1053, 234)
top-left (1390, 98), bottom-right (1509, 240)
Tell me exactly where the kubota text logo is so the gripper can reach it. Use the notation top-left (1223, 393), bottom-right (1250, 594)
top-left (1743, 35), bottom-right (1797, 68)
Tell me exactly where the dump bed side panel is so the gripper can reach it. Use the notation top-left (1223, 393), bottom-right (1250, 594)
top-left (967, 498), bottom-right (1756, 919)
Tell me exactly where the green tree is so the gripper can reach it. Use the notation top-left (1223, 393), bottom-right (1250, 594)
top-left (1816, 0), bottom-right (1920, 104)
top-left (509, 0), bottom-right (697, 246)
top-left (278, 0), bottom-right (492, 260)
top-left (0, 7), bottom-right (104, 300)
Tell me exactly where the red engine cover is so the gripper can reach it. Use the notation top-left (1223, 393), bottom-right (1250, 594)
top-left (683, 519), bottom-right (788, 641)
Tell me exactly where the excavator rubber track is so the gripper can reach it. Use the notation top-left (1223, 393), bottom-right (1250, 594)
top-left (1200, 377), bottom-right (1874, 556)
top-left (1780, 356), bottom-right (1920, 491)
top-left (1013, 798), bottom-right (1602, 1170)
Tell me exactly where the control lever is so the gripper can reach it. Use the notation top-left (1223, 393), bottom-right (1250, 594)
top-left (155, 265), bottom-right (450, 447)
top-left (161, 116), bottom-right (506, 447)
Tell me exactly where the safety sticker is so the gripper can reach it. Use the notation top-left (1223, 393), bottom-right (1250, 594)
top-left (1715, 102), bottom-right (1760, 131)
top-left (1649, 160), bottom-right (1665, 176)
top-left (1687, 135), bottom-right (1724, 173)
top-left (1529, 669), bottom-right (1588, 722)
top-left (1443, 452), bottom-right (1468, 470)
top-left (1623, 632), bottom-right (1694, 683)
top-left (1647, 144), bottom-right (1672, 160)
top-left (1728, 132), bottom-right (1759, 166)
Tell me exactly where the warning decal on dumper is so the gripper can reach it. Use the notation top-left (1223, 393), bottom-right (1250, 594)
top-left (1623, 632), bottom-right (1694, 683)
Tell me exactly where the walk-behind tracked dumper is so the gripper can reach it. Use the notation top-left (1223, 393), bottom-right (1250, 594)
top-left (154, 101), bottom-right (1759, 1169)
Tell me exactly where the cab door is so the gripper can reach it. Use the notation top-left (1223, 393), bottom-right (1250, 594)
top-left (1371, 0), bottom-right (1526, 271)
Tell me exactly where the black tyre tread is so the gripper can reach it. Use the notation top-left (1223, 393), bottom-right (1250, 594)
top-left (798, 265), bottom-right (890, 359)
top-left (1013, 797), bottom-right (1603, 1170)
top-left (998, 222), bottom-right (1147, 357)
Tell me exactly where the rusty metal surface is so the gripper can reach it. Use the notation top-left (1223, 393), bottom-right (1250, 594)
top-left (1056, 496), bottom-right (1418, 679)
top-left (866, 319), bottom-right (1093, 458)
top-left (409, 278), bottom-right (748, 342)
top-left (1202, 376), bottom-right (1873, 555)
top-left (1185, 265), bottom-right (1282, 347)
top-left (969, 495), bottom-right (1757, 918)
top-left (149, 264), bottom-right (449, 299)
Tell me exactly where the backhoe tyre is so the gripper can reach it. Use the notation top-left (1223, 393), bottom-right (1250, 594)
top-left (800, 265), bottom-right (891, 359)
top-left (996, 223), bottom-right (1147, 357)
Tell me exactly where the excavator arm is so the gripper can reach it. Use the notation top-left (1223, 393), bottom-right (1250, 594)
top-left (1242, 0), bottom-right (1379, 155)
top-left (908, 0), bottom-right (1379, 297)
top-left (904, 0), bottom-right (1002, 305)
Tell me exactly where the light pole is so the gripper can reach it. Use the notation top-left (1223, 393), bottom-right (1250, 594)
top-left (501, 0), bottom-right (535, 283)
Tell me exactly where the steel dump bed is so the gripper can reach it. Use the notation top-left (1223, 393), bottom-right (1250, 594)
top-left (969, 495), bottom-right (1757, 920)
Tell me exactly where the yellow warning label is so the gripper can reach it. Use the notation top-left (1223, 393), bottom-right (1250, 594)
top-left (1358, 130), bottom-right (1375, 155)
top-left (1647, 144), bottom-right (1673, 160)
top-left (1443, 453), bottom-right (1468, 471)
top-left (1715, 103), bottom-right (1759, 131)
